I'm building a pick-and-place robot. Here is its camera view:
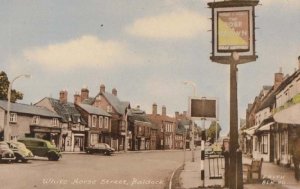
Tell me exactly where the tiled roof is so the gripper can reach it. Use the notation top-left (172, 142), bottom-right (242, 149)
top-left (0, 100), bottom-right (60, 118)
top-left (47, 98), bottom-right (87, 125)
top-left (77, 103), bottom-right (111, 117)
top-left (275, 70), bottom-right (300, 94)
top-left (102, 92), bottom-right (129, 115)
top-left (82, 98), bottom-right (95, 105)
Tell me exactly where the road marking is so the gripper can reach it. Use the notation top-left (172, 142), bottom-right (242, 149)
top-left (168, 164), bottom-right (182, 189)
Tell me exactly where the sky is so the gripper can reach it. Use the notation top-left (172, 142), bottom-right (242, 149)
top-left (1, 0), bottom-right (300, 135)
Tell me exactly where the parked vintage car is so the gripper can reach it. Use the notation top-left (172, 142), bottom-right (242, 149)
top-left (18, 138), bottom-right (62, 161)
top-left (6, 141), bottom-right (34, 163)
top-left (85, 143), bottom-right (115, 155)
top-left (0, 141), bottom-right (15, 163)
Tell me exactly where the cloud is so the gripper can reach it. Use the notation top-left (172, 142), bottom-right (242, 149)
top-left (125, 9), bottom-right (210, 39)
top-left (23, 35), bottom-right (139, 70)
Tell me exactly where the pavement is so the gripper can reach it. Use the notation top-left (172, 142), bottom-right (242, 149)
top-left (178, 148), bottom-right (300, 189)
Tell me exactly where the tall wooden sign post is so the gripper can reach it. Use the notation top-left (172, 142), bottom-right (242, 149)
top-left (207, 1), bottom-right (259, 189)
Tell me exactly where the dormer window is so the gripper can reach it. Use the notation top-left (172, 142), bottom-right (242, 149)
top-left (32, 116), bottom-right (40, 125)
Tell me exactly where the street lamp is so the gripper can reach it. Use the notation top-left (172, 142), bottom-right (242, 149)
top-left (4, 74), bottom-right (31, 141)
top-left (183, 80), bottom-right (196, 162)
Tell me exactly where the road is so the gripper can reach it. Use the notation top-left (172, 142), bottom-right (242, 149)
top-left (0, 150), bottom-right (192, 189)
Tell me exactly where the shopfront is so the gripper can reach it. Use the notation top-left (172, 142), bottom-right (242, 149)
top-left (29, 125), bottom-right (61, 147)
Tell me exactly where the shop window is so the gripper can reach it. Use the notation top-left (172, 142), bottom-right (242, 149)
top-left (9, 113), bottom-right (17, 123)
top-left (262, 135), bottom-right (268, 154)
top-left (90, 134), bottom-right (98, 145)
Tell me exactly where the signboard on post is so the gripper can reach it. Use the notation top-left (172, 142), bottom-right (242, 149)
top-left (217, 8), bottom-right (251, 52)
top-left (208, 0), bottom-right (259, 65)
top-left (188, 97), bottom-right (218, 121)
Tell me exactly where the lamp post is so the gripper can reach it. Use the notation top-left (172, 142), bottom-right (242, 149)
top-left (183, 80), bottom-right (196, 162)
top-left (4, 74), bottom-right (31, 141)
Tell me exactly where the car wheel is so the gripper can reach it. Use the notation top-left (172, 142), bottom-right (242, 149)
top-left (104, 151), bottom-right (108, 155)
top-left (48, 153), bottom-right (59, 161)
top-left (21, 159), bottom-right (29, 163)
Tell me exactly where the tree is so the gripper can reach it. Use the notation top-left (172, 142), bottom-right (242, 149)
top-left (0, 71), bottom-right (23, 102)
top-left (206, 121), bottom-right (222, 144)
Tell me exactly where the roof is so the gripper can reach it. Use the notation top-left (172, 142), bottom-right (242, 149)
top-left (0, 100), bottom-right (60, 118)
top-left (83, 91), bottom-right (130, 115)
top-left (102, 92), bottom-right (129, 115)
top-left (275, 70), bottom-right (300, 95)
top-left (46, 98), bottom-right (87, 124)
top-left (257, 88), bottom-right (276, 112)
top-left (76, 103), bottom-right (111, 117)
top-left (128, 109), bottom-right (157, 129)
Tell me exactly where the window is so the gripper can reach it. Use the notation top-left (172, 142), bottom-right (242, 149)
top-left (90, 134), bottom-right (98, 145)
top-left (262, 135), bottom-right (268, 154)
top-left (52, 118), bottom-right (59, 126)
top-left (107, 106), bottom-right (112, 113)
top-left (104, 117), bottom-right (109, 129)
top-left (99, 116), bottom-right (103, 128)
top-left (32, 116), bottom-right (40, 125)
top-left (92, 115), bottom-right (97, 127)
top-left (9, 113), bottom-right (17, 123)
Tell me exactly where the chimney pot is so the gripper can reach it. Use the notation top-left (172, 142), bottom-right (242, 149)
top-left (81, 87), bottom-right (89, 102)
top-left (59, 90), bottom-right (68, 104)
top-left (162, 105), bottom-right (166, 116)
top-left (274, 69), bottom-right (284, 89)
top-left (152, 103), bottom-right (157, 115)
top-left (74, 92), bottom-right (81, 104)
top-left (112, 88), bottom-right (117, 96)
top-left (100, 84), bottom-right (105, 93)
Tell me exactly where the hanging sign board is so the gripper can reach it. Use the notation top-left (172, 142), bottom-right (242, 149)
top-left (188, 97), bottom-right (218, 121)
top-left (208, 0), bottom-right (259, 64)
top-left (217, 8), bottom-right (250, 52)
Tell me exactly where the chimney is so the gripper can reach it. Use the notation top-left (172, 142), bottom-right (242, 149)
top-left (59, 90), bottom-right (68, 104)
top-left (74, 92), bottom-right (81, 104)
top-left (183, 111), bottom-right (187, 118)
top-left (162, 105), bottom-right (166, 116)
top-left (100, 84), bottom-right (105, 93)
top-left (175, 111), bottom-right (179, 119)
top-left (81, 87), bottom-right (89, 102)
top-left (274, 67), bottom-right (284, 89)
top-left (112, 88), bottom-right (117, 96)
top-left (152, 103), bottom-right (157, 115)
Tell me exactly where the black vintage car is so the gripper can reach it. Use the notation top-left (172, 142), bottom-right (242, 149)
top-left (85, 143), bottom-right (115, 155)
top-left (0, 141), bottom-right (15, 163)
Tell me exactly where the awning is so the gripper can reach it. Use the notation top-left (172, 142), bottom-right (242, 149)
top-left (274, 103), bottom-right (300, 125)
top-left (242, 125), bottom-right (259, 136)
top-left (257, 122), bottom-right (274, 132)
